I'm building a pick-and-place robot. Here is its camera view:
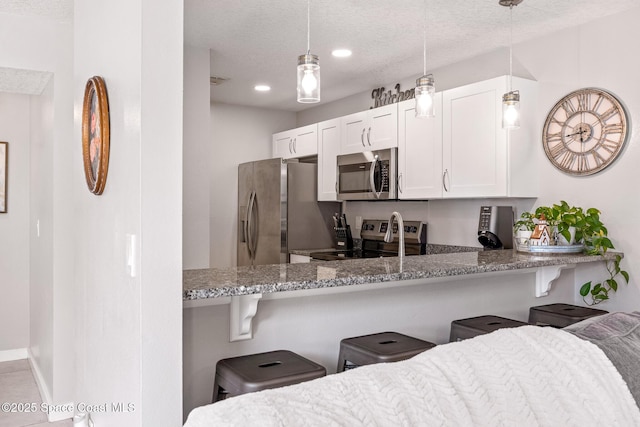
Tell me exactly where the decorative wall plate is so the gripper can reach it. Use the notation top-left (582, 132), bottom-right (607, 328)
top-left (82, 76), bottom-right (110, 194)
top-left (542, 88), bottom-right (629, 176)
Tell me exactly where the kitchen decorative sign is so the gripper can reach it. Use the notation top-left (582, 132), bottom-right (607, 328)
top-left (81, 76), bottom-right (111, 195)
top-left (371, 83), bottom-right (415, 109)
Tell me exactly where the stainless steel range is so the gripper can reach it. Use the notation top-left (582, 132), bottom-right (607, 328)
top-left (309, 219), bottom-right (427, 261)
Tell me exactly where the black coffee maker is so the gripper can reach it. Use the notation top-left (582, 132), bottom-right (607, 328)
top-left (477, 206), bottom-right (514, 249)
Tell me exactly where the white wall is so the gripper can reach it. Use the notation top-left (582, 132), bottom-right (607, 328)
top-left (0, 10), bottom-right (74, 408)
top-left (0, 93), bottom-right (31, 354)
top-left (208, 103), bottom-right (295, 268)
top-left (73, 0), bottom-right (183, 425)
top-left (184, 46), bottom-right (212, 269)
top-left (29, 80), bottom-right (54, 396)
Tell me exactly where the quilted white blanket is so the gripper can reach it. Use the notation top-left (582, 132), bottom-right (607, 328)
top-left (184, 326), bottom-right (640, 427)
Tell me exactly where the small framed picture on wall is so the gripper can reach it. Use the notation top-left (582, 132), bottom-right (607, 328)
top-left (81, 76), bottom-right (110, 195)
top-left (0, 141), bottom-right (7, 213)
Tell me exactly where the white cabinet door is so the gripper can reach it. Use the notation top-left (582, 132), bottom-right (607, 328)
top-left (397, 96), bottom-right (443, 199)
top-left (317, 118), bottom-right (341, 201)
top-left (442, 77), bottom-right (507, 198)
top-left (441, 75), bottom-right (537, 198)
top-left (340, 111), bottom-right (368, 154)
top-left (272, 124), bottom-right (318, 159)
top-left (272, 131), bottom-right (294, 159)
top-left (368, 103), bottom-right (398, 150)
top-left (290, 124), bottom-right (318, 157)
top-left (340, 104), bottom-right (398, 154)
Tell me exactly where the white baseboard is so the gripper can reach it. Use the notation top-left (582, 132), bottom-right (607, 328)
top-left (27, 349), bottom-right (74, 422)
top-left (0, 348), bottom-right (28, 362)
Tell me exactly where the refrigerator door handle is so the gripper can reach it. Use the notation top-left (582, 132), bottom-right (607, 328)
top-left (249, 192), bottom-right (259, 258)
top-left (246, 191), bottom-right (256, 260)
top-left (369, 158), bottom-right (381, 199)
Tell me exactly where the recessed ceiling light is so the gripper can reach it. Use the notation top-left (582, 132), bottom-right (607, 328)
top-left (332, 49), bottom-right (352, 58)
top-left (254, 85), bottom-right (271, 92)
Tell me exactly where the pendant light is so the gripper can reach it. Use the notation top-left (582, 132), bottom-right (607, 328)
top-left (415, 0), bottom-right (435, 118)
top-left (500, 0), bottom-right (522, 129)
top-left (297, 0), bottom-right (320, 103)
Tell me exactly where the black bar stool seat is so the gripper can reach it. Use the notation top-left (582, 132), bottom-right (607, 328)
top-left (450, 315), bottom-right (528, 342)
top-left (529, 303), bottom-right (608, 328)
top-left (337, 331), bottom-right (436, 372)
top-left (212, 350), bottom-right (326, 402)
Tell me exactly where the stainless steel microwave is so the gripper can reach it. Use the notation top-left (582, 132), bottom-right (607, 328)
top-left (337, 148), bottom-right (397, 200)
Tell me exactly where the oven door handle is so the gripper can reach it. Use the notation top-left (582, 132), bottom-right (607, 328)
top-left (369, 157), bottom-right (382, 199)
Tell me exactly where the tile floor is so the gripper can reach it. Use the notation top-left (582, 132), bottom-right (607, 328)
top-left (0, 359), bottom-right (72, 427)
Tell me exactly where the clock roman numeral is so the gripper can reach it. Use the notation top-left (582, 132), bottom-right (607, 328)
top-left (601, 139), bottom-right (621, 154)
top-left (592, 95), bottom-right (604, 113)
top-left (600, 107), bottom-right (619, 121)
top-left (591, 151), bottom-right (606, 167)
top-left (547, 132), bottom-right (562, 144)
top-left (576, 154), bottom-right (589, 172)
top-left (603, 123), bottom-right (623, 134)
top-left (559, 151), bottom-right (576, 170)
top-left (549, 143), bottom-right (567, 159)
top-left (577, 93), bottom-right (590, 111)
top-left (562, 100), bottom-right (576, 117)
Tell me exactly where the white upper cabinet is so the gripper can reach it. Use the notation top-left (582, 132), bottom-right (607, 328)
top-left (272, 124), bottom-right (318, 159)
top-left (317, 118), bottom-right (341, 201)
top-left (397, 95), bottom-right (443, 199)
top-left (340, 103), bottom-right (398, 154)
top-left (441, 75), bottom-right (538, 198)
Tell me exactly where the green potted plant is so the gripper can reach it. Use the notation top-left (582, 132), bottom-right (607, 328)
top-left (513, 211), bottom-right (535, 249)
top-left (518, 201), bottom-right (629, 305)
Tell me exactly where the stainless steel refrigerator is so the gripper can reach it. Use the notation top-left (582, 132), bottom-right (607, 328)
top-left (237, 158), bottom-right (339, 266)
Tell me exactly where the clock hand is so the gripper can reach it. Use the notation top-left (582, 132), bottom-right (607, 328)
top-left (565, 129), bottom-right (587, 137)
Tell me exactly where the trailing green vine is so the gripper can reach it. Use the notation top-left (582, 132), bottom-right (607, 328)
top-left (580, 254), bottom-right (629, 306)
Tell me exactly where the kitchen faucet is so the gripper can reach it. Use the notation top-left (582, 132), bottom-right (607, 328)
top-left (384, 211), bottom-right (404, 259)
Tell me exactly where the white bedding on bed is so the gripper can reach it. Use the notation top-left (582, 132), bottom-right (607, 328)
top-left (184, 326), bottom-right (640, 427)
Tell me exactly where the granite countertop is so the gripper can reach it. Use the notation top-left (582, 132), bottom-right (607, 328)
top-left (184, 248), bottom-right (622, 301)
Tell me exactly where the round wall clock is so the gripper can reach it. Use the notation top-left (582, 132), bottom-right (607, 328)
top-left (82, 76), bottom-right (110, 194)
top-left (542, 87), bottom-right (629, 176)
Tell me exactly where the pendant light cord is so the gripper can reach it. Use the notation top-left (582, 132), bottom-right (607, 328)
top-left (509, 4), bottom-right (513, 91)
top-left (307, 0), bottom-right (311, 55)
top-left (423, 0), bottom-right (427, 75)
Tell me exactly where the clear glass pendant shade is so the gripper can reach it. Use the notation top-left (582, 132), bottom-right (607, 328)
top-left (502, 90), bottom-right (520, 129)
top-left (415, 75), bottom-right (435, 118)
top-left (297, 54), bottom-right (320, 103)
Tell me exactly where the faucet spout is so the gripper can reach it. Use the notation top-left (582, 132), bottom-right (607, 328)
top-left (384, 211), bottom-right (405, 259)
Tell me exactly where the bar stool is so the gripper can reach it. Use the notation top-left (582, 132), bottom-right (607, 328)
top-left (212, 350), bottom-right (326, 402)
top-left (449, 315), bottom-right (528, 342)
top-left (337, 331), bottom-right (436, 373)
top-left (529, 303), bottom-right (608, 328)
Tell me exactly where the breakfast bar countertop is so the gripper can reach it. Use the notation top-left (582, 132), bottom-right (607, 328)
top-left (183, 247), bottom-right (622, 301)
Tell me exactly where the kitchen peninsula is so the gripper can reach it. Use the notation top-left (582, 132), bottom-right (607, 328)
top-left (183, 247), bottom-right (621, 340)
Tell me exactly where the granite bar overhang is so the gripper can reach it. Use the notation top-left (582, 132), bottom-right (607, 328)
top-left (184, 248), bottom-right (622, 301)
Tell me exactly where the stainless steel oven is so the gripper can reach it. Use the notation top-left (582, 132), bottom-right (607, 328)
top-left (337, 148), bottom-right (397, 200)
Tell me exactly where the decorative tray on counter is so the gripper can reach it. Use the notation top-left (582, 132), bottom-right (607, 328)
top-left (516, 243), bottom-right (585, 254)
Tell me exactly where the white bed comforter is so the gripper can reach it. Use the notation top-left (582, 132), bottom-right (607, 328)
top-left (184, 326), bottom-right (640, 427)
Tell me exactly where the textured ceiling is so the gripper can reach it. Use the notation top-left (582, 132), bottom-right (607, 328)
top-left (0, 67), bottom-right (52, 95)
top-left (1, 1), bottom-right (637, 106)
top-left (185, 0), bottom-right (640, 112)
top-left (0, 0), bottom-right (72, 22)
